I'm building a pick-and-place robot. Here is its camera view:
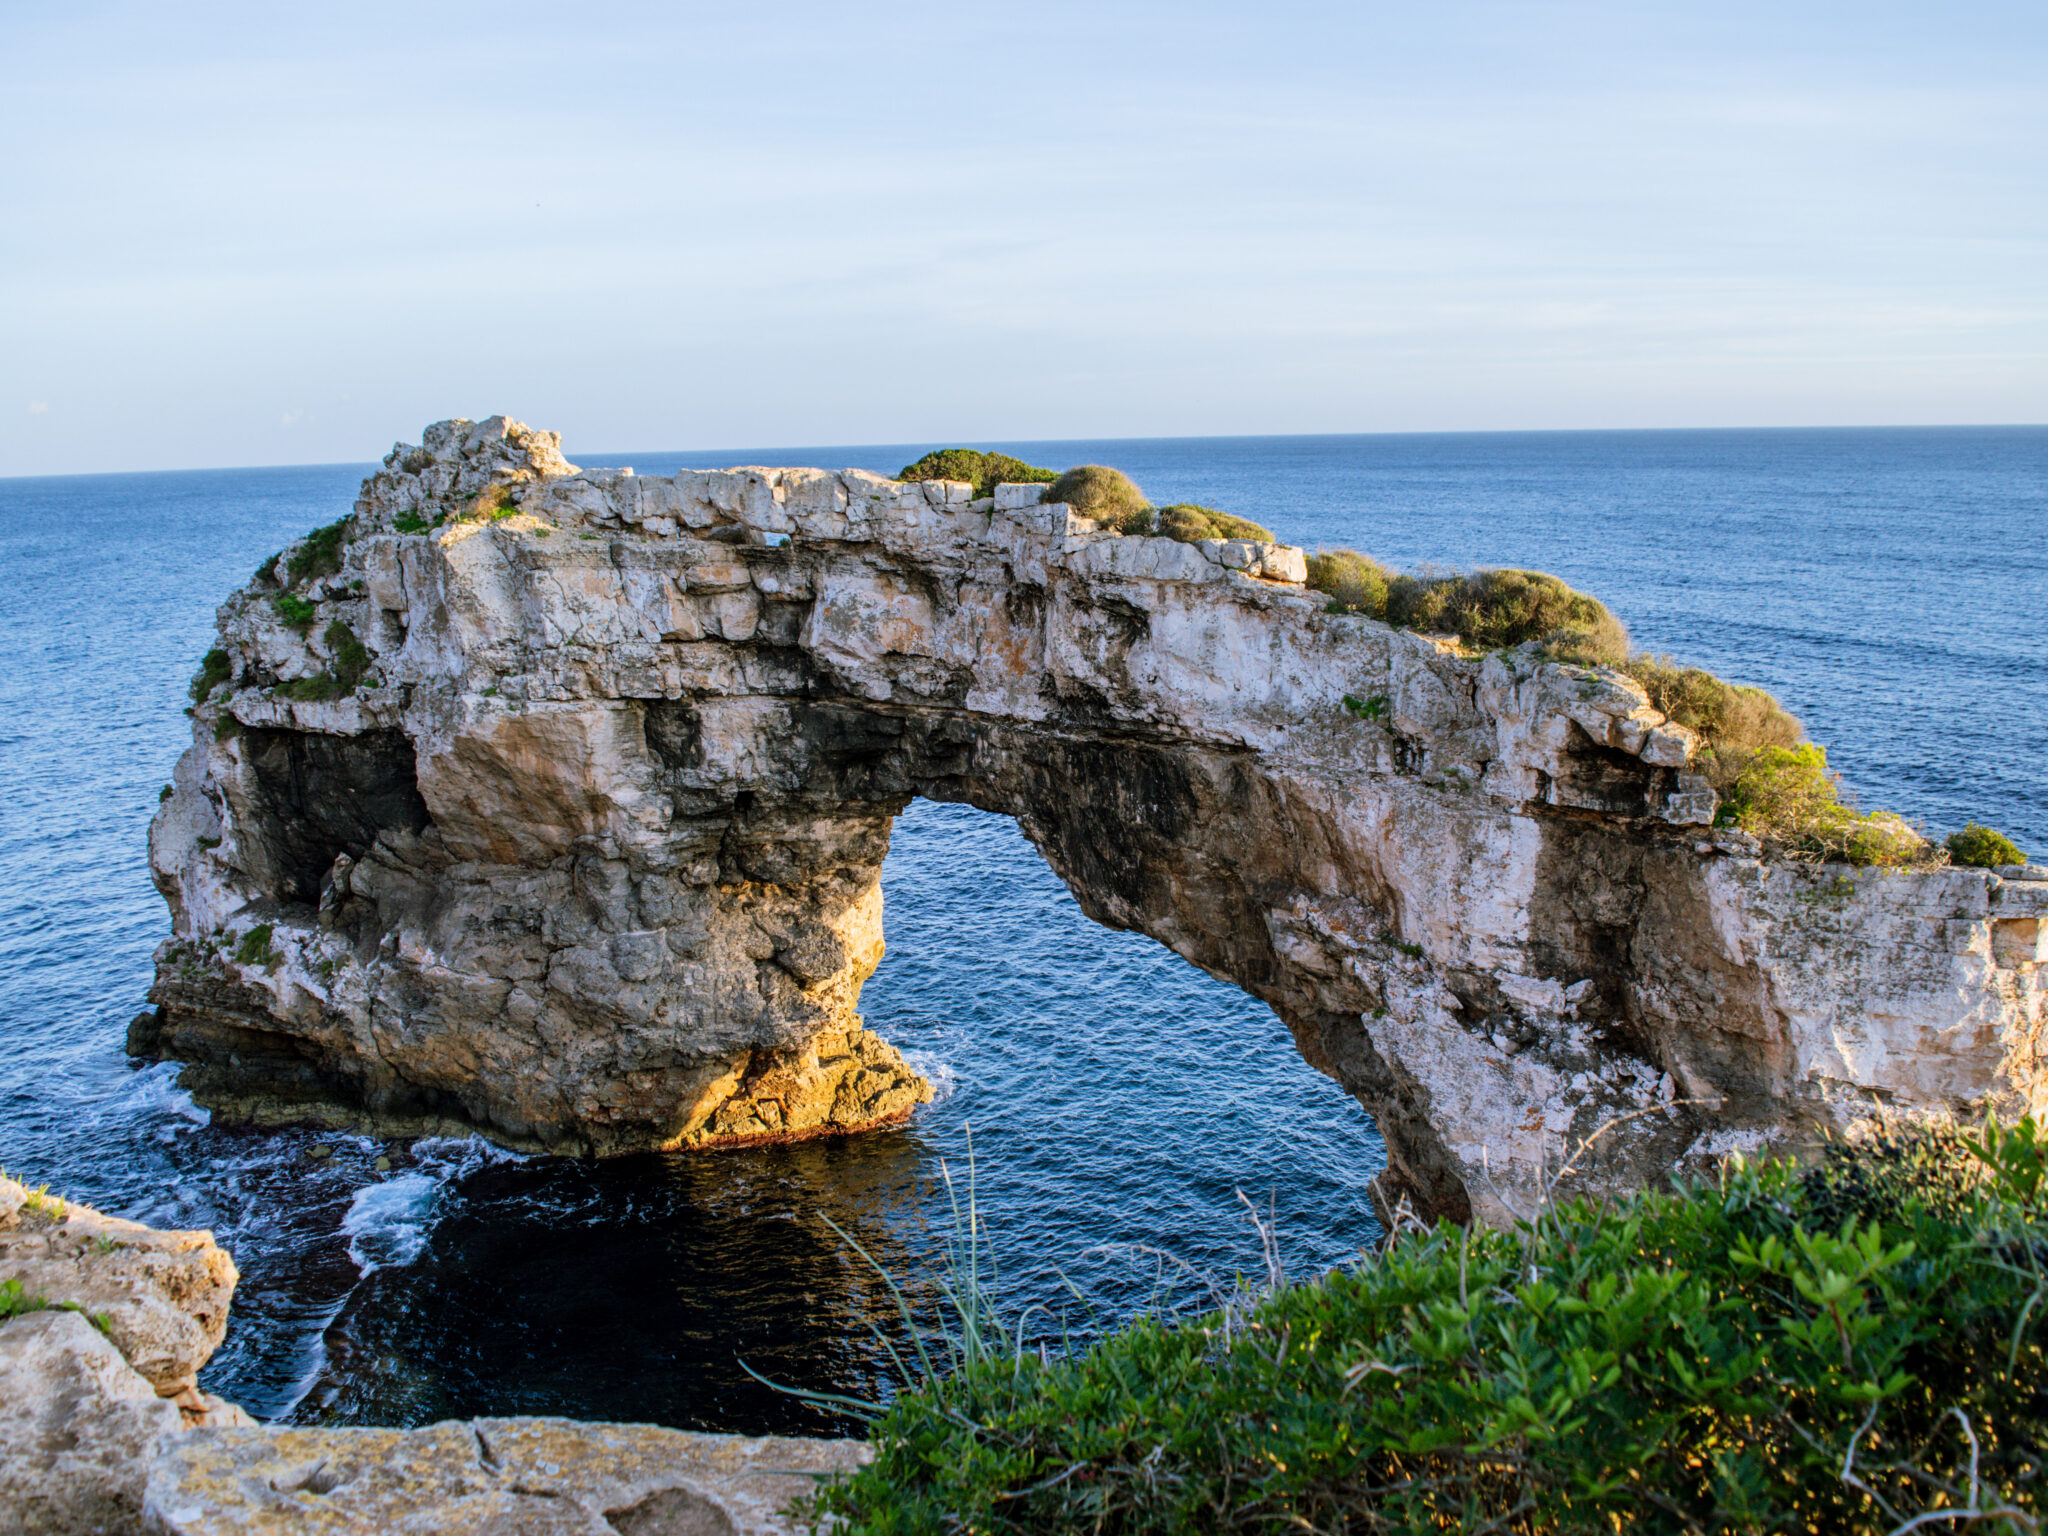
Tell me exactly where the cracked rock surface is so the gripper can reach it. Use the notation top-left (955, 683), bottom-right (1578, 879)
top-left (144, 1418), bottom-right (867, 1536)
top-left (144, 416), bottom-right (2047, 1222)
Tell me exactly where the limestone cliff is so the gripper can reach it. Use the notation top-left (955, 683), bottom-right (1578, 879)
top-left (144, 416), bottom-right (2048, 1223)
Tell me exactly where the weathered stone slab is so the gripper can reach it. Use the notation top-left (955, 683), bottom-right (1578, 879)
top-left (1, 1309), bottom-right (185, 1535)
top-left (144, 1418), bottom-right (869, 1535)
top-left (0, 1177), bottom-right (238, 1403)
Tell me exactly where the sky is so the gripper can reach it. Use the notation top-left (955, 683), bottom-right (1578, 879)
top-left (3, 1), bottom-right (2045, 475)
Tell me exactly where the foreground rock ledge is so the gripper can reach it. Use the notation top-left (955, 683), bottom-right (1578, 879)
top-left (145, 415), bottom-right (2048, 1222)
top-left (0, 1179), bottom-right (861, 1535)
top-left (146, 1419), bottom-right (867, 1536)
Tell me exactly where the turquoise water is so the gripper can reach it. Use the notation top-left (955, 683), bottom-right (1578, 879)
top-left (0, 427), bottom-right (2041, 1432)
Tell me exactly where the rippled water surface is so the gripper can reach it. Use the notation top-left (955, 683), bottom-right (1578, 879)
top-left (1, 428), bottom-right (2041, 1431)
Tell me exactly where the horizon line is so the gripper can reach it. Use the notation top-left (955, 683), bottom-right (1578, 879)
top-left (5, 419), bottom-right (2045, 485)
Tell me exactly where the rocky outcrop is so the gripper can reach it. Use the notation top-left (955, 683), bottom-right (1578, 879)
top-left (0, 1175), bottom-right (251, 1533)
top-left (146, 1419), bottom-right (867, 1535)
top-left (0, 1181), bottom-right (862, 1534)
top-left (145, 416), bottom-right (2048, 1223)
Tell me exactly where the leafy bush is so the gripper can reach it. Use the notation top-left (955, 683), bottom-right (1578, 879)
top-left (897, 450), bottom-right (1059, 500)
top-left (1039, 465), bottom-right (1152, 534)
top-left (272, 593), bottom-right (317, 630)
top-left (276, 621), bottom-right (372, 703)
top-left (1718, 745), bottom-right (1929, 866)
top-left (284, 517), bottom-right (351, 584)
top-left (1307, 549), bottom-right (1392, 615)
top-left (393, 508), bottom-right (437, 535)
top-left (1948, 824), bottom-right (2028, 869)
top-left (1624, 655), bottom-right (1804, 794)
top-left (190, 647), bottom-right (232, 704)
top-left (1156, 503), bottom-right (1275, 543)
top-left (1303, 556), bottom-right (1627, 665)
top-left (805, 1121), bottom-right (2048, 1534)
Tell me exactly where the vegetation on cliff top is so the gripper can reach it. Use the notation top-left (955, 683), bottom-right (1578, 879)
top-left (1948, 823), bottom-right (2030, 869)
top-left (1045, 465), bottom-right (1152, 532)
top-left (902, 456), bottom-right (1279, 546)
top-left (803, 1120), bottom-right (2048, 1534)
top-left (1307, 549), bottom-right (1629, 668)
top-left (1301, 554), bottom-right (2008, 868)
top-left (898, 450), bottom-right (1059, 500)
top-left (1157, 503), bottom-right (1274, 543)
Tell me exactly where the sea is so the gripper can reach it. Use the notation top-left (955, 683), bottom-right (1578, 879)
top-left (1, 426), bottom-right (2043, 1433)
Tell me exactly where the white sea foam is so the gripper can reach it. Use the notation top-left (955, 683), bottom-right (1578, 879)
top-left (118, 1060), bottom-right (211, 1141)
top-left (341, 1135), bottom-right (526, 1275)
top-left (903, 1048), bottom-right (959, 1106)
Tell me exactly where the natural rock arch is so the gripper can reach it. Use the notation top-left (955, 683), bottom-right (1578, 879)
top-left (143, 417), bottom-right (2047, 1225)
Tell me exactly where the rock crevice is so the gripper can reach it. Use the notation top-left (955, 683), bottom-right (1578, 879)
top-left (144, 416), bottom-right (2048, 1221)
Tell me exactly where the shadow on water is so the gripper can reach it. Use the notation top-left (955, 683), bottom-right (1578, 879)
top-left (294, 1136), bottom-right (945, 1436)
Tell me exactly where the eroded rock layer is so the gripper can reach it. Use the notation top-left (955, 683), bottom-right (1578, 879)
top-left (146, 416), bottom-right (2048, 1221)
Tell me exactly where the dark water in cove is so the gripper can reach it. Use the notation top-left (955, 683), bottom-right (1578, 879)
top-left (1, 427), bottom-right (2042, 1431)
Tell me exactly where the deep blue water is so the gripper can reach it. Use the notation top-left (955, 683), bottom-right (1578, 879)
top-left (0, 427), bottom-right (2041, 1433)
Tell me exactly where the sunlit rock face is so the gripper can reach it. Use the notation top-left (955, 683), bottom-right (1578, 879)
top-left (145, 417), bottom-right (2047, 1222)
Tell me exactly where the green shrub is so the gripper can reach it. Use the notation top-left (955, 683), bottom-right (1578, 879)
top-left (393, 508), bottom-right (436, 535)
top-left (459, 482), bottom-right (520, 522)
top-left (1445, 568), bottom-right (1628, 663)
top-left (213, 713), bottom-right (241, 743)
top-left (323, 620), bottom-right (371, 690)
top-left (1307, 549), bottom-right (1392, 615)
top-left (806, 1121), bottom-right (2048, 1534)
top-left (1304, 557), bottom-right (1626, 665)
top-left (233, 924), bottom-right (278, 968)
top-left (277, 673), bottom-right (344, 703)
top-left (1156, 503), bottom-right (1274, 543)
top-left (284, 517), bottom-right (351, 584)
top-left (1947, 823), bottom-right (2028, 869)
top-left (1721, 744), bottom-right (1851, 841)
top-left (1625, 655), bottom-right (1804, 794)
top-left (272, 593), bottom-right (317, 630)
top-left (189, 647), bottom-right (232, 704)
top-left (1045, 465), bottom-right (1153, 534)
top-left (1719, 744), bottom-right (1927, 866)
top-left (897, 450), bottom-right (1059, 500)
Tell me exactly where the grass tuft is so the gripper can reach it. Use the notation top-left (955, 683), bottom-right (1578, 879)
top-left (190, 647), bottom-right (232, 704)
top-left (233, 923), bottom-right (279, 970)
